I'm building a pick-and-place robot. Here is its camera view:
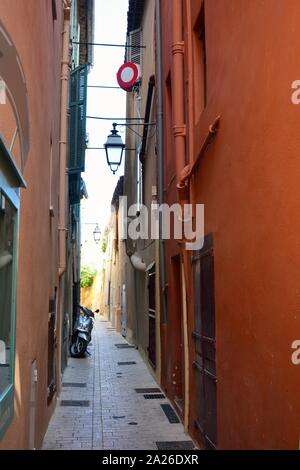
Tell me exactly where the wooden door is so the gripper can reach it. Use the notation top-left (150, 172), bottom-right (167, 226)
top-left (192, 234), bottom-right (217, 449)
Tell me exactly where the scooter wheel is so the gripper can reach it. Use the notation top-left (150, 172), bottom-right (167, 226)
top-left (70, 338), bottom-right (87, 358)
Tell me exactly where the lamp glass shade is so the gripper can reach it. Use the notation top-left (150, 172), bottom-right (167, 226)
top-left (93, 224), bottom-right (101, 244)
top-left (104, 131), bottom-right (125, 174)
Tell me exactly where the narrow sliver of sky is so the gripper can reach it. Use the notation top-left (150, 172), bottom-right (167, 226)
top-left (82, 0), bottom-right (128, 242)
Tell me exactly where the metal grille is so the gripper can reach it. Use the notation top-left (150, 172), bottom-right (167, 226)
top-left (60, 400), bottom-right (90, 407)
top-left (115, 344), bottom-right (135, 349)
top-left (160, 404), bottom-right (180, 423)
top-left (118, 361), bottom-right (136, 365)
top-left (135, 388), bottom-right (161, 394)
top-left (156, 441), bottom-right (195, 450)
top-left (62, 382), bottom-right (86, 388)
top-left (143, 394), bottom-right (165, 400)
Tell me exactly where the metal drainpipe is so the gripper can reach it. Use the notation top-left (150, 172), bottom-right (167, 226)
top-left (155, 0), bottom-right (167, 326)
top-left (57, 0), bottom-right (71, 396)
top-left (172, 0), bottom-right (190, 433)
top-left (59, 1), bottom-right (71, 277)
top-left (172, 0), bottom-right (188, 204)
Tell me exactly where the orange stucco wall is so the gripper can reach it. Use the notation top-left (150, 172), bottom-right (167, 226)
top-left (0, 0), bottom-right (63, 449)
top-left (162, 0), bottom-right (300, 449)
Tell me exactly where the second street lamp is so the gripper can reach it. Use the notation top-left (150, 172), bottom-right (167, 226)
top-left (104, 122), bottom-right (125, 174)
top-left (93, 224), bottom-right (101, 244)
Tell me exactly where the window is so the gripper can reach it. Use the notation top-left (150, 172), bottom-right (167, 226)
top-left (51, 0), bottom-right (57, 21)
top-left (0, 135), bottom-right (24, 440)
top-left (126, 28), bottom-right (142, 65)
top-left (194, 4), bottom-right (207, 120)
top-left (70, 0), bottom-right (80, 68)
top-left (0, 192), bottom-right (16, 394)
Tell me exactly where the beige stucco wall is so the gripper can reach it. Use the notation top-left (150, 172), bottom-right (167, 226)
top-left (122, 0), bottom-right (161, 382)
top-left (0, 0), bottom-right (64, 450)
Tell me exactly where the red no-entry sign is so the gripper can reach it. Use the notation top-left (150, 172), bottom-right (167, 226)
top-left (117, 62), bottom-right (141, 91)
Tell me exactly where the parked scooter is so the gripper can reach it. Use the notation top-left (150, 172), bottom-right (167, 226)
top-left (69, 305), bottom-right (99, 358)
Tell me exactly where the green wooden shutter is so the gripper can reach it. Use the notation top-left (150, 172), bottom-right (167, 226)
top-left (69, 65), bottom-right (88, 173)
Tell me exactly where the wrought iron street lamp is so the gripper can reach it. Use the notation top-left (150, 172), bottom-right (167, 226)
top-left (93, 224), bottom-right (101, 244)
top-left (104, 122), bottom-right (125, 174)
top-left (86, 116), bottom-right (156, 174)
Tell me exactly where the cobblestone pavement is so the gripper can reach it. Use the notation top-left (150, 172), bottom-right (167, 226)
top-left (42, 317), bottom-right (194, 450)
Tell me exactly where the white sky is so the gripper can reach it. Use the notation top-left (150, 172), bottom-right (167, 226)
top-left (81, 0), bottom-right (128, 239)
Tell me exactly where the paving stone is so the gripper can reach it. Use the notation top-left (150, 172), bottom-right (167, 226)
top-left (42, 318), bottom-right (193, 450)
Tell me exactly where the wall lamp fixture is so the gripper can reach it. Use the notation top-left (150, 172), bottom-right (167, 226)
top-left (81, 222), bottom-right (101, 244)
top-left (93, 223), bottom-right (101, 244)
top-left (85, 116), bottom-right (155, 175)
top-left (104, 123), bottom-right (126, 174)
top-left (103, 121), bottom-right (155, 174)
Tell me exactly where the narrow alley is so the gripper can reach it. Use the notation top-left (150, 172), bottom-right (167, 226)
top-left (42, 317), bottom-right (195, 451)
top-left (3, 0), bottom-right (300, 459)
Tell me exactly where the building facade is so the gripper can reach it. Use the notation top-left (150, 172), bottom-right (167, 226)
top-left (100, 0), bottom-right (162, 381)
top-left (161, 0), bottom-right (300, 450)
top-left (122, 0), bottom-right (161, 377)
top-left (67, 0), bottom-right (94, 341)
top-left (101, 177), bottom-right (124, 329)
top-left (101, 0), bottom-right (300, 450)
top-left (0, 0), bottom-right (93, 449)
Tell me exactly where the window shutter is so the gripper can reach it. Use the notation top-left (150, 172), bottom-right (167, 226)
top-left (69, 172), bottom-right (81, 205)
top-left (69, 65), bottom-right (88, 173)
top-left (127, 28), bottom-right (142, 65)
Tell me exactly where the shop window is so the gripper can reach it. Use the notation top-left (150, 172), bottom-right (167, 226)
top-left (0, 193), bottom-right (16, 393)
top-left (0, 135), bottom-right (25, 440)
